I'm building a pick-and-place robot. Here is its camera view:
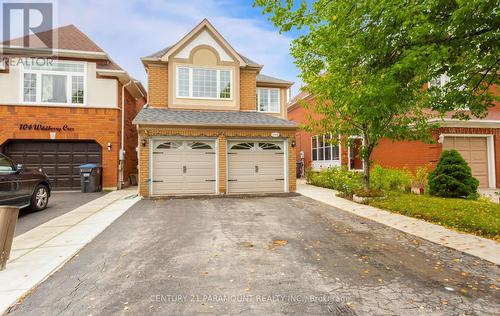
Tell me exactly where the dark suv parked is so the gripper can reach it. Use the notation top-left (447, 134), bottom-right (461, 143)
top-left (0, 153), bottom-right (51, 210)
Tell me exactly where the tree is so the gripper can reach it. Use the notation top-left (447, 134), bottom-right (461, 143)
top-left (255, 0), bottom-right (499, 190)
top-left (428, 150), bottom-right (479, 198)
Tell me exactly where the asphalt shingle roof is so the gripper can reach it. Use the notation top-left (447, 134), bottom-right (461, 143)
top-left (133, 108), bottom-right (297, 128)
top-left (256, 74), bottom-right (293, 85)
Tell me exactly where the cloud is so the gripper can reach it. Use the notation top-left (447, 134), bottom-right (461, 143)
top-left (4, 0), bottom-right (301, 94)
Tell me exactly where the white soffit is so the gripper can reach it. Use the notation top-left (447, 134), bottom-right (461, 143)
top-left (173, 29), bottom-right (234, 62)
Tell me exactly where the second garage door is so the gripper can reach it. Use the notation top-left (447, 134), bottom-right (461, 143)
top-left (443, 136), bottom-right (489, 187)
top-left (152, 139), bottom-right (217, 195)
top-left (227, 141), bottom-right (285, 194)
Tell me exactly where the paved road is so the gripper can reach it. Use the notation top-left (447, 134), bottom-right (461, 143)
top-left (15, 191), bottom-right (107, 236)
top-left (8, 196), bottom-right (500, 315)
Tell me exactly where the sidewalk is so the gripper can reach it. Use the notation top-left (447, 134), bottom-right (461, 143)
top-left (0, 188), bottom-right (141, 315)
top-left (297, 180), bottom-right (500, 265)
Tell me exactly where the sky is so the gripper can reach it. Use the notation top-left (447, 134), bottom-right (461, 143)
top-left (2, 0), bottom-right (303, 96)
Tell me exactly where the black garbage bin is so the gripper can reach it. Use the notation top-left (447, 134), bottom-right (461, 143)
top-left (296, 161), bottom-right (303, 179)
top-left (79, 163), bottom-right (102, 192)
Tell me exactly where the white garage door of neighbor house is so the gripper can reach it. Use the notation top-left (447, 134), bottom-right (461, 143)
top-left (228, 141), bottom-right (285, 193)
top-left (443, 136), bottom-right (489, 187)
top-left (152, 140), bottom-right (217, 195)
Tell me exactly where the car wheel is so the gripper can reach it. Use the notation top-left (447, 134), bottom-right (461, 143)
top-left (30, 184), bottom-right (49, 211)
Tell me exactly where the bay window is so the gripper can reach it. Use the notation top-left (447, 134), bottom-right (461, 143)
top-left (257, 87), bottom-right (280, 113)
top-left (176, 67), bottom-right (232, 99)
top-left (22, 61), bottom-right (86, 105)
top-left (312, 135), bottom-right (340, 162)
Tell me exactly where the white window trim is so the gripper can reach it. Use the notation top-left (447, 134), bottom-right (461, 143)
top-left (257, 87), bottom-right (281, 113)
top-left (311, 134), bottom-right (341, 162)
top-left (175, 66), bottom-right (232, 101)
top-left (19, 60), bottom-right (87, 106)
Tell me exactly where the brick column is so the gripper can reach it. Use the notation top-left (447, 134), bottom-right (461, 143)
top-left (218, 134), bottom-right (227, 194)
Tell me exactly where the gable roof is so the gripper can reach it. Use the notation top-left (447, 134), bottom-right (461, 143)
top-left (142, 19), bottom-right (262, 68)
top-left (133, 108), bottom-right (297, 129)
top-left (2, 24), bottom-right (104, 52)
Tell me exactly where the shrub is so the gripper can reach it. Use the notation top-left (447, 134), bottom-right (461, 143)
top-left (412, 165), bottom-right (431, 189)
top-left (370, 165), bottom-right (412, 192)
top-left (428, 150), bottom-right (479, 198)
top-left (353, 189), bottom-right (385, 198)
top-left (304, 167), bottom-right (317, 184)
top-left (307, 167), bottom-right (363, 196)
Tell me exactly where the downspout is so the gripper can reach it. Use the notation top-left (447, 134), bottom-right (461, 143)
top-left (119, 80), bottom-right (133, 190)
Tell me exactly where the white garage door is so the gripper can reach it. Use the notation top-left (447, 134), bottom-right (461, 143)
top-left (227, 141), bottom-right (285, 194)
top-left (443, 136), bottom-right (489, 187)
top-left (152, 139), bottom-right (217, 195)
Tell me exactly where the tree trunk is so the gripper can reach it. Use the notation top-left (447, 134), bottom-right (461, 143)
top-left (362, 134), bottom-right (372, 192)
top-left (363, 155), bottom-right (371, 191)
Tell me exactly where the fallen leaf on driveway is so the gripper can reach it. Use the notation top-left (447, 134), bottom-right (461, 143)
top-left (268, 239), bottom-right (288, 250)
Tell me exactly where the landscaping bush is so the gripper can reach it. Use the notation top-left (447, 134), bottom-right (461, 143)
top-left (412, 165), bottom-right (431, 192)
top-left (428, 150), bottom-right (479, 199)
top-left (370, 165), bottom-right (412, 192)
top-left (307, 167), bottom-right (363, 196)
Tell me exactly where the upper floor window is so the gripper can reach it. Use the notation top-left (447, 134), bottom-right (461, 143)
top-left (429, 74), bottom-right (450, 89)
top-left (312, 134), bottom-right (340, 161)
top-left (257, 88), bottom-right (280, 113)
top-left (21, 61), bottom-right (86, 105)
top-left (176, 66), bottom-right (231, 100)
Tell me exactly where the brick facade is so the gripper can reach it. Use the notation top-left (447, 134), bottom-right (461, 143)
top-left (147, 64), bottom-right (168, 107)
top-left (240, 69), bottom-right (257, 111)
top-left (137, 126), bottom-right (296, 197)
top-left (0, 86), bottom-right (145, 189)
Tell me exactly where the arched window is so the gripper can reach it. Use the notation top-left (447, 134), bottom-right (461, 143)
top-left (156, 142), bottom-right (182, 149)
top-left (259, 142), bottom-right (282, 150)
top-left (230, 143), bottom-right (254, 150)
top-left (187, 142), bottom-right (213, 150)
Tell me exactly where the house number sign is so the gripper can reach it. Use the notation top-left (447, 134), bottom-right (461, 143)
top-left (19, 123), bottom-right (75, 132)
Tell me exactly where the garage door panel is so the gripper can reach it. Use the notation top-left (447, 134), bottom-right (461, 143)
top-left (3, 141), bottom-right (102, 190)
top-left (227, 141), bottom-right (285, 194)
top-left (443, 136), bottom-right (489, 188)
top-left (151, 139), bottom-right (216, 195)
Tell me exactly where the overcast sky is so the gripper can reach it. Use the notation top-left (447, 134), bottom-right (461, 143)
top-left (3, 0), bottom-right (302, 95)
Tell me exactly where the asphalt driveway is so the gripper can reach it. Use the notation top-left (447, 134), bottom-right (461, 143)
top-left (15, 191), bottom-right (107, 236)
top-left (8, 196), bottom-right (500, 315)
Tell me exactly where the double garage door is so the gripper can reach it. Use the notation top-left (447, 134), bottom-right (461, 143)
top-left (3, 140), bottom-right (102, 190)
top-left (150, 139), bottom-right (286, 195)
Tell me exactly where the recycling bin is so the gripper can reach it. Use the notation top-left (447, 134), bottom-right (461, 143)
top-left (79, 163), bottom-right (102, 193)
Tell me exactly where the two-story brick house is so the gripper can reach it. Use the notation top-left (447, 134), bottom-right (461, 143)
top-left (0, 25), bottom-right (146, 190)
top-left (133, 19), bottom-right (297, 196)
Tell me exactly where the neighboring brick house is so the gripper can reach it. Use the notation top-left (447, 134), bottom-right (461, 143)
top-left (133, 19), bottom-right (296, 197)
top-left (0, 25), bottom-right (146, 190)
top-left (288, 86), bottom-right (500, 189)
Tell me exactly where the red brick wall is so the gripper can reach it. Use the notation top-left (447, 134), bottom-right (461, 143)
top-left (0, 85), bottom-right (146, 189)
top-left (121, 85), bottom-right (146, 186)
top-left (0, 105), bottom-right (121, 188)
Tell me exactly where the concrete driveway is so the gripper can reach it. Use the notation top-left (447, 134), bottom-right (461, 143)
top-left (8, 196), bottom-right (500, 315)
top-left (15, 191), bottom-right (107, 236)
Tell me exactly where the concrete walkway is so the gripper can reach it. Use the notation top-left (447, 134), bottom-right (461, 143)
top-left (0, 188), bottom-right (140, 315)
top-left (297, 180), bottom-right (500, 265)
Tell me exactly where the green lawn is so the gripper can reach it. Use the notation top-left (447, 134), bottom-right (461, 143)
top-left (368, 192), bottom-right (500, 241)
